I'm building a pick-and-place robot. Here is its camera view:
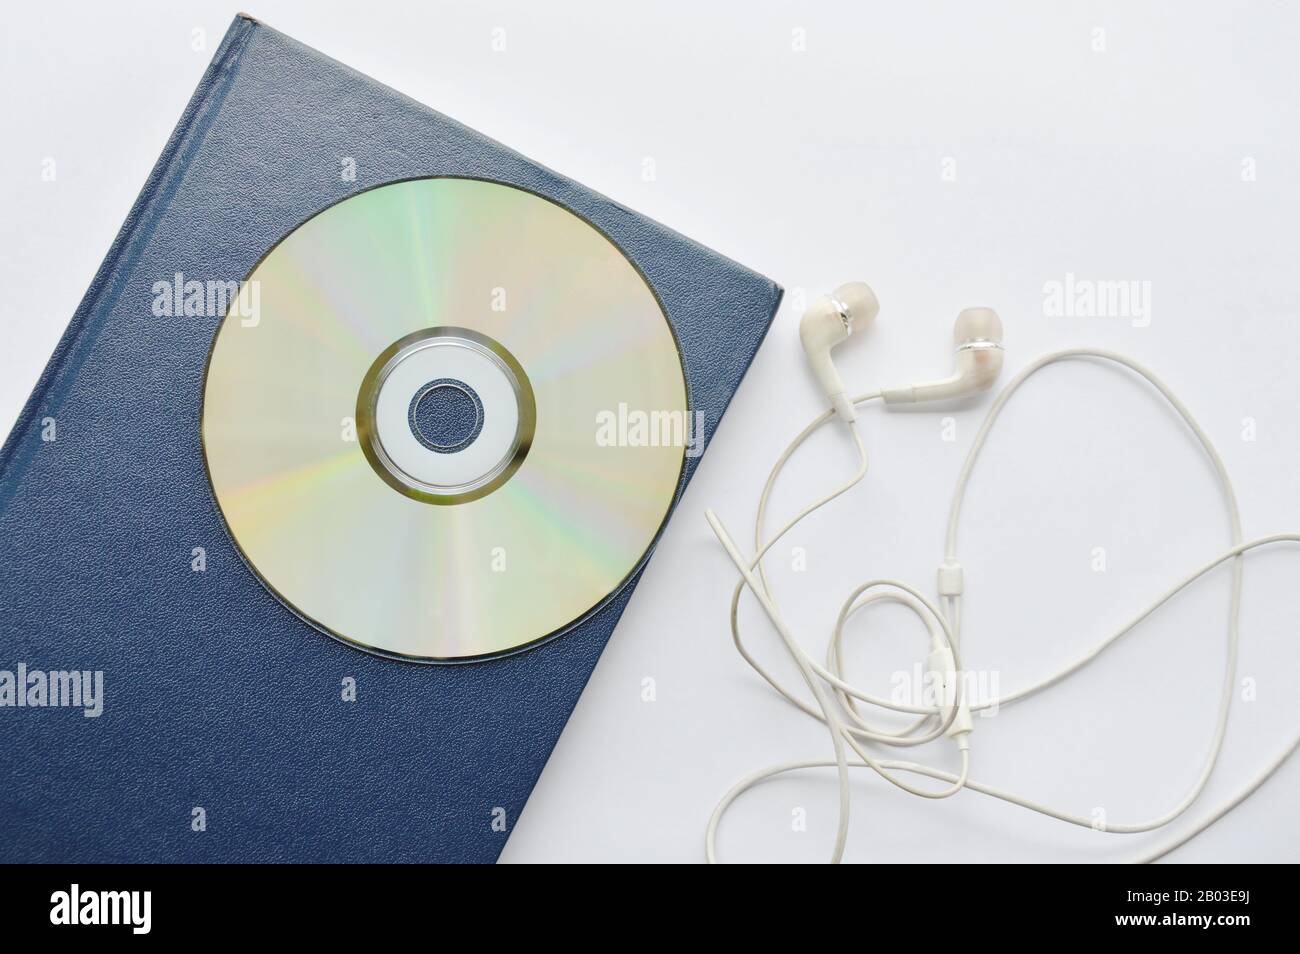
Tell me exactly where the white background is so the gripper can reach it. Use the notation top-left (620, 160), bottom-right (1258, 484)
top-left (4, 1), bottom-right (1299, 863)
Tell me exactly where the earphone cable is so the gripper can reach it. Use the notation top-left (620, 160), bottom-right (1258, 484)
top-left (706, 350), bottom-right (1300, 862)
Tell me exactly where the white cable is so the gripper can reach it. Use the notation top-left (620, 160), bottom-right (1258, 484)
top-left (706, 349), bottom-right (1300, 863)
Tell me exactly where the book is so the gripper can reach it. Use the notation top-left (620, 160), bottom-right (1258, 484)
top-left (0, 14), bottom-right (780, 862)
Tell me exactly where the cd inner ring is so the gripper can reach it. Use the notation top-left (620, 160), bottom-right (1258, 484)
top-left (356, 327), bottom-right (536, 505)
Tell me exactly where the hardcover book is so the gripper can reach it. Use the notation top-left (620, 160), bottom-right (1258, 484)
top-left (0, 14), bottom-right (780, 862)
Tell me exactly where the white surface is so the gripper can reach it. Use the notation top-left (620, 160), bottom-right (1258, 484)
top-left (3, 1), bottom-right (1298, 863)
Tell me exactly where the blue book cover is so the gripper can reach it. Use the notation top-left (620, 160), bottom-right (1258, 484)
top-left (0, 14), bottom-right (779, 862)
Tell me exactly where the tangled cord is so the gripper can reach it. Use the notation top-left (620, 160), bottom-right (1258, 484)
top-left (705, 348), bottom-right (1300, 863)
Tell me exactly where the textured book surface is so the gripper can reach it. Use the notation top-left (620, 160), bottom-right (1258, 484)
top-left (0, 15), bottom-right (779, 862)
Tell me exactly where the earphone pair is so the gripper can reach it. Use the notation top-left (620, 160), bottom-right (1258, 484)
top-left (800, 280), bottom-right (1003, 420)
top-left (704, 281), bottom-right (1300, 863)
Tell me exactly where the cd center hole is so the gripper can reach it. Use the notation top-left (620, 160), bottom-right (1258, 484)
top-left (409, 379), bottom-right (484, 453)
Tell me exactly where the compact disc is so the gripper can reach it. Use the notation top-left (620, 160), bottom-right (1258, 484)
top-left (202, 178), bottom-right (688, 661)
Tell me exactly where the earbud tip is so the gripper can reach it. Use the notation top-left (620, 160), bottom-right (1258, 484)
top-left (832, 282), bottom-right (879, 328)
top-left (954, 307), bottom-right (1002, 344)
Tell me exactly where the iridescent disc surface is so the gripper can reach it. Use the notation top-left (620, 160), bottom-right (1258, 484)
top-left (202, 178), bottom-right (687, 661)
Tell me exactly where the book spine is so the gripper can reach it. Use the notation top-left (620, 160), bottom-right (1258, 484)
top-left (0, 15), bottom-right (258, 508)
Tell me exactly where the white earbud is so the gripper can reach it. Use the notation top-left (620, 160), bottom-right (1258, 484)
top-left (881, 307), bottom-right (1004, 405)
top-left (799, 282), bottom-right (879, 422)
